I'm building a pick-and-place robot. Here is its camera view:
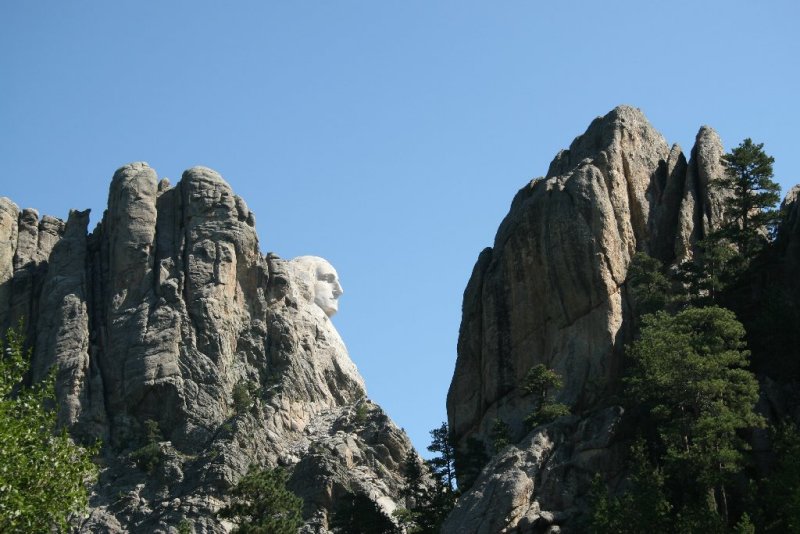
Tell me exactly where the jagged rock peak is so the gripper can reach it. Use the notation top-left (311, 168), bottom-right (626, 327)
top-left (446, 106), bottom-right (732, 531)
top-left (546, 105), bottom-right (669, 179)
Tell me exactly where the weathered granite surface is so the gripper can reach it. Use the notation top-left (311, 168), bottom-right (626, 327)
top-left (448, 106), bottom-right (729, 445)
top-left (0, 164), bottom-right (418, 532)
top-left (445, 106), bottom-right (746, 531)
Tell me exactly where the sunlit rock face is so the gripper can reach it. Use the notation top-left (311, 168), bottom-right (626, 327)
top-left (0, 164), bottom-right (418, 533)
top-left (444, 106), bottom-right (738, 532)
top-left (292, 255), bottom-right (345, 318)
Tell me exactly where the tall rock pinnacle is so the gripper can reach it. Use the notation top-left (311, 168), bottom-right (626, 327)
top-left (445, 106), bottom-right (731, 532)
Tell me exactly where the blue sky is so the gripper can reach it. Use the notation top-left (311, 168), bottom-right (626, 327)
top-left (2, 1), bottom-right (798, 455)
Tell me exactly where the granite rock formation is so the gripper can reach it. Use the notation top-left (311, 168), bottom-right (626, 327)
top-left (444, 106), bottom-right (747, 532)
top-left (0, 164), bottom-right (418, 532)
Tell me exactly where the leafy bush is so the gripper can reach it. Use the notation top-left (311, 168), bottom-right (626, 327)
top-left (0, 324), bottom-right (99, 532)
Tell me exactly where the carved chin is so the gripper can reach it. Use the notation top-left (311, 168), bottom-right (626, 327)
top-left (315, 299), bottom-right (338, 317)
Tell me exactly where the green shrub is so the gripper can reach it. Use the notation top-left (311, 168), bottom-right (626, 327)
top-left (490, 419), bottom-right (511, 453)
top-left (219, 466), bottom-right (303, 534)
top-left (521, 364), bottom-right (570, 430)
top-left (525, 402), bottom-right (570, 429)
top-left (130, 418), bottom-right (162, 473)
top-left (130, 442), bottom-right (161, 473)
top-left (0, 323), bottom-right (99, 532)
top-left (177, 518), bottom-right (193, 534)
top-left (233, 381), bottom-right (252, 414)
top-left (354, 402), bottom-right (369, 424)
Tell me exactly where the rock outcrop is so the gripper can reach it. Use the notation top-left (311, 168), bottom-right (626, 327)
top-left (0, 164), bottom-right (418, 532)
top-left (445, 106), bottom-right (735, 531)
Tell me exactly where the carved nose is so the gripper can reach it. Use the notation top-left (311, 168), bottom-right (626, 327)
top-left (333, 283), bottom-right (343, 297)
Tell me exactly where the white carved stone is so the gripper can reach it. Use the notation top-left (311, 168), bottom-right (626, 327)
top-left (291, 255), bottom-right (344, 317)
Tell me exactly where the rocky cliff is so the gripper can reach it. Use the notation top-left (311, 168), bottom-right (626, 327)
top-left (0, 164), bottom-right (419, 532)
top-left (444, 106), bottom-right (757, 532)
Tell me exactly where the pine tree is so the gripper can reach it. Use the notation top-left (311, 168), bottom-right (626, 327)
top-left (426, 422), bottom-right (456, 493)
top-left (521, 364), bottom-right (570, 429)
top-left (453, 436), bottom-right (488, 492)
top-left (218, 466), bottom-right (303, 534)
top-left (489, 419), bottom-right (511, 453)
top-left (588, 441), bottom-right (672, 534)
top-left (758, 422), bottom-right (800, 531)
top-left (625, 306), bottom-right (764, 525)
top-left (715, 138), bottom-right (781, 260)
top-left (627, 252), bottom-right (672, 315)
top-left (400, 450), bottom-right (425, 503)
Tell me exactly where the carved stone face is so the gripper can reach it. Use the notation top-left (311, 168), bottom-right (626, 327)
top-left (313, 261), bottom-right (343, 317)
top-left (292, 256), bottom-right (344, 318)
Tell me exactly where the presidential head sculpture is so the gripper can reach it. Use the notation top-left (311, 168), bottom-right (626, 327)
top-left (290, 256), bottom-right (344, 317)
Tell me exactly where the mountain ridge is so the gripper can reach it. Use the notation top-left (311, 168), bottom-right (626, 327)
top-left (0, 164), bottom-right (420, 532)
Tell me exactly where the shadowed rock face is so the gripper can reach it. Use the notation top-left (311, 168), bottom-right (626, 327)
top-left (0, 164), bottom-right (418, 533)
top-left (444, 106), bottom-right (738, 532)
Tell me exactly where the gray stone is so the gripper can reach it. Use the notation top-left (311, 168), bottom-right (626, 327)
top-left (0, 197), bottom-right (20, 328)
top-left (2, 164), bottom-right (420, 532)
top-left (442, 407), bottom-right (625, 534)
top-left (446, 106), bottom-right (738, 531)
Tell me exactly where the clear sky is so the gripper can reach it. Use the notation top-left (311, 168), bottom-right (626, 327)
top-left (2, 1), bottom-right (798, 456)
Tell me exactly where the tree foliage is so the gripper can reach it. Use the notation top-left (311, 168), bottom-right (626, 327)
top-left (675, 236), bottom-right (739, 305)
top-left (625, 306), bottom-right (764, 525)
top-left (673, 139), bottom-right (781, 304)
top-left (218, 466), bottom-right (303, 534)
top-left (453, 436), bottom-right (488, 492)
top-left (395, 453), bottom-right (453, 533)
top-left (757, 422), bottom-right (800, 532)
top-left (0, 324), bottom-right (98, 532)
top-left (426, 422), bottom-right (456, 493)
top-left (715, 138), bottom-right (781, 259)
top-left (521, 364), bottom-right (570, 429)
top-left (130, 418), bottom-right (163, 473)
top-left (233, 380), bottom-right (253, 414)
top-left (589, 441), bottom-right (672, 534)
top-left (400, 450), bottom-right (425, 502)
top-left (489, 418), bottom-right (511, 454)
top-left (330, 491), bottom-right (399, 534)
top-left (627, 251), bottom-right (673, 315)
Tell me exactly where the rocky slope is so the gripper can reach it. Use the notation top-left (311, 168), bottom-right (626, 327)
top-left (0, 164), bottom-right (419, 532)
top-left (444, 105), bottom-right (778, 532)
